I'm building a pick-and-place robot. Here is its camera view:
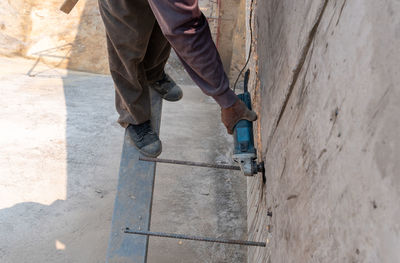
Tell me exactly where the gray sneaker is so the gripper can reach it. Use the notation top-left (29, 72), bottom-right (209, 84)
top-left (127, 121), bottom-right (162, 157)
top-left (150, 73), bottom-right (183, 101)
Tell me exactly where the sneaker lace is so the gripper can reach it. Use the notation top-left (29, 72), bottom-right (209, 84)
top-left (156, 73), bottom-right (170, 85)
top-left (135, 121), bottom-right (155, 141)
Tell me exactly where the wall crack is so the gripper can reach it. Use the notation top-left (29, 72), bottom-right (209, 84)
top-left (265, 0), bottom-right (329, 157)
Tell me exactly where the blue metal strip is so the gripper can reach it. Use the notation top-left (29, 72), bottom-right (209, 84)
top-left (106, 90), bottom-right (162, 263)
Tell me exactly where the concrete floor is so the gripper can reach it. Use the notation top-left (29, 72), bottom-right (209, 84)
top-left (0, 56), bottom-right (247, 263)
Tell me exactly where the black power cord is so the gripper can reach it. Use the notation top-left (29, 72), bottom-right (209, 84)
top-left (233, 0), bottom-right (255, 93)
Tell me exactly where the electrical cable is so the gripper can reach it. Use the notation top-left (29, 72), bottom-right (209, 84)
top-left (233, 0), bottom-right (254, 93)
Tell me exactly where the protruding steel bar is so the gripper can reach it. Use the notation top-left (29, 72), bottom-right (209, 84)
top-left (124, 228), bottom-right (266, 247)
top-left (139, 157), bottom-right (241, 171)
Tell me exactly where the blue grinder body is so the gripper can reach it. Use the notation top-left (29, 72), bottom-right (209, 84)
top-left (232, 70), bottom-right (257, 177)
top-left (233, 93), bottom-right (256, 157)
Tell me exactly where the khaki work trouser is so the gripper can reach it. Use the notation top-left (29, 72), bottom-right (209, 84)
top-left (98, 0), bottom-right (238, 127)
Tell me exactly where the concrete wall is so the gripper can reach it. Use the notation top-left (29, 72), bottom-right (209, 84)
top-left (226, 0), bottom-right (247, 86)
top-left (0, 0), bottom-right (108, 74)
top-left (217, 0), bottom-right (242, 76)
top-left (247, 0), bottom-right (400, 262)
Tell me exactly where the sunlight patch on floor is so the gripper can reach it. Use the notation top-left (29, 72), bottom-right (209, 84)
top-left (0, 57), bottom-right (68, 208)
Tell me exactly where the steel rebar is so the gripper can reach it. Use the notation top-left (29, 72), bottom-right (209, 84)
top-left (139, 157), bottom-right (241, 171)
top-left (124, 228), bottom-right (266, 247)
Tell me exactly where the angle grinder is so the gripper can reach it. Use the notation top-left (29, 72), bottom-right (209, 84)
top-left (232, 70), bottom-right (265, 177)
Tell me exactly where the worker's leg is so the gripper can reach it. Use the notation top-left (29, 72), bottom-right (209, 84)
top-left (143, 22), bottom-right (184, 102)
top-left (99, 0), bottom-right (171, 157)
top-left (98, 0), bottom-right (156, 127)
top-left (147, 0), bottom-right (238, 108)
top-left (143, 22), bottom-right (171, 83)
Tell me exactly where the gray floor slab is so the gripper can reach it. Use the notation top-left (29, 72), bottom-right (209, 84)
top-left (0, 56), bottom-right (247, 263)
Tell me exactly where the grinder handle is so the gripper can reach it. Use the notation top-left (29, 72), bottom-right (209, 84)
top-left (60, 0), bottom-right (79, 14)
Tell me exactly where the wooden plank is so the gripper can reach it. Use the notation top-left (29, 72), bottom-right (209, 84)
top-left (106, 90), bottom-right (162, 263)
top-left (60, 0), bottom-right (79, 14)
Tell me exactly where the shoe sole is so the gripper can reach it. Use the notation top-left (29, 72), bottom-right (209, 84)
top-left (162, 93), bottom-right (183, 102)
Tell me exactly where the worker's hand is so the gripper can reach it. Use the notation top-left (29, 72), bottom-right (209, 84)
top-left (221, 99), bottom-right (257, 134)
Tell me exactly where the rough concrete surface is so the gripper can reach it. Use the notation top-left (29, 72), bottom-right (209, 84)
top-left (227, 0), bottom-right (247, 87)
top-left (0, 56), bottom-right (122, 262)
top-left (0, 55), bottom-right (247, 262)
top-left (247, 0), bottom-right (400, 262)
top-left (216, 0), bottom-right (240, 74)
top-left (0, 0), bottom-right (109, 74)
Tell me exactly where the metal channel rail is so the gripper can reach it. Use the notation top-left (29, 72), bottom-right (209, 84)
top-left (106, 90), bottom-right (162, 262)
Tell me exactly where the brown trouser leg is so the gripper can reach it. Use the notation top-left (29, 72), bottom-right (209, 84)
top-left (98, 0), bottom-right (171, 127)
